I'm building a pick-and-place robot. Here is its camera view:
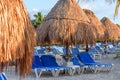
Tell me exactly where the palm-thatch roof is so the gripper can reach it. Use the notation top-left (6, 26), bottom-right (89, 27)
top-left (116, 24), bottom-right (120, 40)
top-left (37, 0), bottom-right (97, 45)
top-left (101, 17), bottom-right (120, 41)
top-left (0, 0), bottom-right (36, 75)
top-left (83, 9), bottom-right (106, 41)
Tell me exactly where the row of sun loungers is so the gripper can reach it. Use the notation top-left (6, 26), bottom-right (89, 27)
top-left (32, 47), bottom-right (114, 78)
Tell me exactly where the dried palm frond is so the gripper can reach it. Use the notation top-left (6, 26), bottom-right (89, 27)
top-left (101, 17), bottom-right (120, 41)
top-left (0, 0), bottom-right (36, 76)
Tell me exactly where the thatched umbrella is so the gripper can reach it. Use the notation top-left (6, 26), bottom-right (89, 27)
top-left (83, 9), bottom-right (105, 41)
top-left (116, 24), bottom-right (120, 40)
top-left (37, 0), bottom-right (97, 61)
top-left (101, 17), bottom-right (120, 42)
top-left (83, 9), bottom-right (106, 51)
top-left (0, 0), bottom-right (36, 75)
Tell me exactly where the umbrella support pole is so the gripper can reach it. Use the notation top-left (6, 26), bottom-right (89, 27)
top-left (86, 44), bottom-right (89, 52)
top-left (66, 43), bottom-right (70, 62)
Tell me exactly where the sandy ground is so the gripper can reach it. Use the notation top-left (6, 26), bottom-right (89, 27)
top-left (5, 51), bottom-right (120, 80)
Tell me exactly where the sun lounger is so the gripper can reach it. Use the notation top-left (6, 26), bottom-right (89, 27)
top-left (71, 48), bottom-right (98, 73)
top-left (51, 48), bottom-right (59, 55)
top-left (70, 57), bottom-right (88, 74)
top-left (0, 72), bottom-right (7, 80)
top-left (77, 52), bottom-right (114, 72)
top-left (41, 55), bottom-right (76, 76)
top-left (88, 47), bottom-right (102, 60)
top-left (34, 46), bottom-right (46, 55)
top-left (62, 47), bottom-right (72, 55)
top-left (32, 55), bottom-right (63, 78)
top-left (62, 48), bottom-right (89, 74)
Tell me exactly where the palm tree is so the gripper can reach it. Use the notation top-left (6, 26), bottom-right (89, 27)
top-left (104, 0), bottom-right (120, 16)
top-left (32, 12), bottom-right (45, 28)
top-left (114, 0), bottom-right (120, 16)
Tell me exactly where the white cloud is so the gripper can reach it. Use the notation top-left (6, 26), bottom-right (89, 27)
top-left (32, 8), bottom-right (39, 12)
top-left (79, 2), bottom-right (95, 10)
top-left (28, 8), bottom-right (39, 13)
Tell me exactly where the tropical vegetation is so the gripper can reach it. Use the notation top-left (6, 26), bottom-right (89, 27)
top-left (32, 12), bottom-right (45, 28)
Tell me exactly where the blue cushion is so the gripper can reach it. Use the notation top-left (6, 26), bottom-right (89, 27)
top-left (0, 73), bottom-right (7, 80)
top-left (41, 55), bottom-right (59, 67)
top-left (77, 52), bottom-right (95, 64)
top-left (70, 57), bottom-right (80, 65)
top-left (37, 49), bottom-right (45, 54)
top-left (63, 48), bottom-right (71, 55)
top-left (95, 46), bottom-right (103, 53)
top-left (52, 48), bottom-right (58, 54)
top-left (71, 48), bottom-right (79, 55)
top-left (32, 55), bottom-right (43, 69)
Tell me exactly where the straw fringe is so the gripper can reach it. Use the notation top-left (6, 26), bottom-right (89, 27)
top-left (0, 0), bottom-right (36, 75)
top-left (37, 19), bottom-right (96, 45)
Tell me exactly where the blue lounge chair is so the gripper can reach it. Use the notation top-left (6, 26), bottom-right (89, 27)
top-left (77, 52), bottom-right (113, 72)
top-left (88, 47), bottom-right (102, 60)
top-left (34, 47), bottom-right (46, 55)
top-left (32, 55), bottom-right (62, 78)
top-left (37, 48), bottom-right (45, 54)
top-left (70, 57), bottom-right (88, 74)
top-left (62, 47), bottom-right (72, 55)
top-left (41, 55), bottom-right (75, 76)
top-left (51, 48), bottom-right (59, 55)
top-left (0, 72), bottom-right (7, 80)
top-left (63, 48), bottom-right (90, 74)
top-left (71, 48), bottom-right (80, 55)
top-left (71, 48), bottom-right (98, 73)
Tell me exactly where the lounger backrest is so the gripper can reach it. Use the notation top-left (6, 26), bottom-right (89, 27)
top-left (41, 55), bottom-right (59, 67)
top-left (37, 48), bottom-right (45, 54)
top-left (0, 72), bottom-right (7, 80)
top-left (95, 46), bottom-right (103, 53)
top-left (77, 52), bottom-right (95, 64)
top-left (32, 55), bottom-right (43, 69)
top-left (52, 48), bottom-right (58, 54)
top-left (70, 57), bottom-right (81, 65)
top-left (63, 48), bottom-right (71, 55)
top-left (71, 48), bottom-right (79, 55)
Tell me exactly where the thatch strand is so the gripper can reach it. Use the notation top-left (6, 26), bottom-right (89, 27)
top-left (37, 0), bottom-right (97, 45)
top-left (83, 9), bottom-right (106, 41)
top-left (101, 17), bottom-right (120, 41)
top-left (0, 0), bottom-right (36, 75)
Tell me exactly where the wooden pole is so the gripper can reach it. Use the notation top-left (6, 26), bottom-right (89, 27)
top-left (66, 42), bottom-right (69, 62)
top-left (86, 44), bottom-right (89, 52)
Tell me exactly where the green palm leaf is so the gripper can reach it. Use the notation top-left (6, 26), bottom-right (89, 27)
top-left (114, 0), bottom-right (120, 16)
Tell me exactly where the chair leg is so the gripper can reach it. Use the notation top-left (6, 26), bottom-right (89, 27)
top-left (68, 69), bottom-right (75, 76)
top-left (81, 67), bottom-right (88, 73)
top-left (52, 70), bottom-right (60, 77)
top-left (94, 66), bottom-right (99, 73)
top-left (34, 69), bottom-right (42, 78)
top-left (38, 71), bottom-right (42, 78)
top-left (76, 67), bottom-right (81, 74)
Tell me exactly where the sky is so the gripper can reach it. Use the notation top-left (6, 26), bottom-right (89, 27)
top-left (23, 0), bottom-right (120, 24)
